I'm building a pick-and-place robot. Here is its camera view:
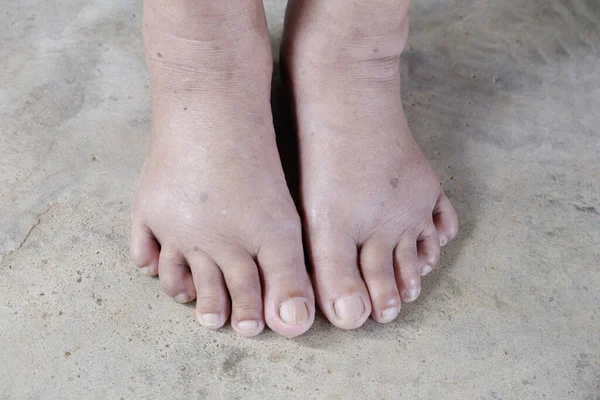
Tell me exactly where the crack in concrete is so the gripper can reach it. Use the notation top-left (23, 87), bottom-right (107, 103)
top-left (1, 204), bottom-right (56, 261)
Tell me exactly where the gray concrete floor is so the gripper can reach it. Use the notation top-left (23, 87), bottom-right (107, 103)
top-left (1, 0), bottom-right (599, 398)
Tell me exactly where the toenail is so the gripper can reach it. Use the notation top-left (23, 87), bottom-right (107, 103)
top-left (420, 265), bottom-right (433, 276)
top-left (333, 295), bottom-right (366, 323)
top-left (174, 293), bottom-right (191, 303)
top-left (440, 236), bottom-right (448, 247)
top-left (198, 313), bottom-right (220, 328)
top-left (403, 287), bottom-right (421, 302)
top-left (279, 297), bottom-right (309, 325)
top-left (237, 320), bottom-right (259, 333)
top-left (381, 307), bottom-right (399, 322)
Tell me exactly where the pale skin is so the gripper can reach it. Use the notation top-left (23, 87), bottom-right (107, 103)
top-left (130, 0), bottom-right (458, 338)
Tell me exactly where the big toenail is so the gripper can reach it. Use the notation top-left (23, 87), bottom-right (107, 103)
top-left (333, 295), bottom-right (365, 322)
top-left (381, 307), bottom-right (399, 322)
top-left (174, 293), bottom-right (191, 303)
top-left (237, 320), bottom-right (259, 333)
top-left (420, 265), bottom-right (433, 276)
top-left (279, 298), bottom-right (309, 325)
top-left (403, 287), bottom-right (421, 302)
top-left (198, 313), bottom-right (220, 328)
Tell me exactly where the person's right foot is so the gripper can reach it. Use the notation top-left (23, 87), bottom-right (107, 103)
top-left (130, 0), bottom-right (315, 338)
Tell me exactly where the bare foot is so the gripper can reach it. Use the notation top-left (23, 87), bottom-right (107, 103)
top-left (282, 0), bottom-right (458, 329)
top-left (130, 0), bottom-right (314, 338)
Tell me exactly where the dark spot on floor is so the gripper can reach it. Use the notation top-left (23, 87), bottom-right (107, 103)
top-left (222, 349), bottom-right (247, 376)
top-left (390, 178), bottom-right (399, 188)
top-left (23, 78), bottom-right (85, 127)
top-left (572, 204), bottom-right (598, 215)
top-left (157, 52), bottom-right (162, 58)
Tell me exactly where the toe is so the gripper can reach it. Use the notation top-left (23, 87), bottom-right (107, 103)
top-left (258, 232), bottom-right (315, 338)
top-left (433, 193), bottom-right (459, 247)
top-left (309, 232), bottom-right (371, 330)
top-left (395, 235), bottom-right (421, 303)
top-left (359, 238), bottom-right (401, 324)
top-left (187, 251), bottom-right (230, 330)
top-left (130, 223), bottom-right (160, 276)
top-left (417, 221), bottom-right (440, 276)
top-left (218, 252), bottom-right (264, 337)
top-left (158, 248), bottom-right (196, 303)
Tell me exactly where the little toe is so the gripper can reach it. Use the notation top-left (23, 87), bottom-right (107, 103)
top-left (433, 193), bottom-right (459, 247)
top-left (309, 232), bottom-right (371, 330)
top-left (188, 252), bottom-right (229, 330)
top-left (218, 252), bottom-right (265, 337)
top-left (395, 235), bottom-right (422, 303)
top-left (258, 233), bottom-right (315, 338)
top-left (417, 221), bottom-right (440, 276)
top-left (130, 223), bottom-right (160, 276)
top-left (359, 238), bottom-right (401, 323)
top-left (158, 248), bottom-right (196, 304)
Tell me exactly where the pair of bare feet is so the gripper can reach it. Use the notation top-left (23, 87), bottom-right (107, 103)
top-left (130, 0), bottom-right (458, 338)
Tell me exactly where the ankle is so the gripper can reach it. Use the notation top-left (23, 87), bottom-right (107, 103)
top-left (144, 0), bottom-right (273, 94)
top-left (282, 0), bottom-right (410, 66)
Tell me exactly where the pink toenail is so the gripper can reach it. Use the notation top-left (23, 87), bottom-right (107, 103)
top-left (174, 293), bottom-right (191, 303)
top-left (420, 265), bottom-right (433, 276)
top-left (403, 287), bottom-right (421, 302)
top-left (198, 313), bottom-right (220, 328)
top-left (279, 298), bottom-right (309, 325)
top-left (333, 295), bottom-right (365, 323)
top-left (237, 320), bottom-right (259, 333)
top-left (381, 307), bottom-right (399, 322)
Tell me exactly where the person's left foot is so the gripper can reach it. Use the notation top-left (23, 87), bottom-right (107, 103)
top-left (282, 0), bottom-right (459, 329)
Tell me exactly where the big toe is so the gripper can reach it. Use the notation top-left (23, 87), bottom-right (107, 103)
top-left (309, 231), bottom-right (371, 330)
top-left (258, 231), bottom-right (315, 338)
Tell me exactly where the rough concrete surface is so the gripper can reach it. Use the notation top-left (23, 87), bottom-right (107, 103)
top-left (1, 0), bottom-right (599, 398)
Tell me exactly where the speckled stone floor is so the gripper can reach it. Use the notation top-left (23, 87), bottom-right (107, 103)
top-left (1, 0), bottom-right (599, 398)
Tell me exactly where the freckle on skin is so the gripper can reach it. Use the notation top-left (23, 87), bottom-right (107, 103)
top-left (390, 178), bottom-right (399, 188)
